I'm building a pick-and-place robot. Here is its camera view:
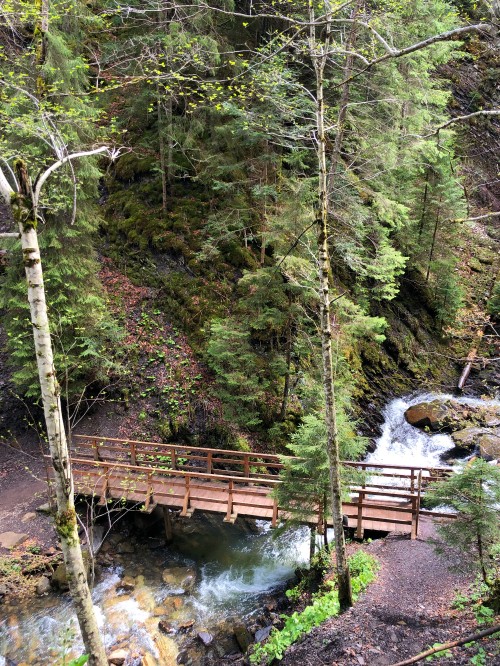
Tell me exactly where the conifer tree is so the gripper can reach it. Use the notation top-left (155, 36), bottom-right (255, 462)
top-left (426, 459), bottom-right (500, 586)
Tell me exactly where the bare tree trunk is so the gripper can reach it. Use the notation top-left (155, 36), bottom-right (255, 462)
top-left (11, 162), bottom-right (108, 666)
top-left (310, 1), bottom-right (353, 610)
top-left (158, 90), bottom-right (168, 214)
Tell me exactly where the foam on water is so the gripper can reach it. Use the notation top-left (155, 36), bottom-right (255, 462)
top-left (365, 393), bottom-right (497, 469)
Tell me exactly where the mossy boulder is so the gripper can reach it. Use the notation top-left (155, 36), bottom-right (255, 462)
top-left (404, 399), bottom-right (500, 433)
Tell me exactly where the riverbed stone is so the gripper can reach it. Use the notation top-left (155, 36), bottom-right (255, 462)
top-left (0, 532), bottom-right (29, 549)
top-left (479, 433), bottom-right (500, 460)
top-left (51, 563), bottom-right (70, 590)
top-left (21, 512), bottom-right (36, 523)
top-left (162, 566), bottom-right (196, 592)
top-left (154, 633), bottom-right (179, 664)
top-left (108, 648), bottom-right (128, 665)
top-left (233, 622), bottom-right (252, 653)
top-left (255, 626), bottom-right (273, 642)
top-left (197, 631), bottom-right (213, 646)
top-left (451, 427), bottom-right (500, 459)
top-left (36, 576), bottom-right (51, 596)
top-left (117, 575), bottom-right (136, 592)
top-left (159, 619), bottom-right (177, 634)
top-left (404, 401), bottom-right (449, 431)
top-left (405, 399), bottom-right (500, 434)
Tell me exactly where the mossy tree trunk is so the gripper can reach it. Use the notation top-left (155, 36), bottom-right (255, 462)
top-left (309, 0), bottom-right (353, 610)
top-left (3, 161), bottom-right (108, 666)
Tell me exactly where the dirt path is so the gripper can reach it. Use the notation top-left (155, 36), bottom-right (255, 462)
top-left (278, 519), bottom-right (499, 666)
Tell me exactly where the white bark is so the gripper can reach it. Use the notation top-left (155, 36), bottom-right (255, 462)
top-left (5, 160), bottom-right (108, 666)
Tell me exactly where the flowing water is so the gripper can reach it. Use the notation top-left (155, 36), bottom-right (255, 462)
top-left (0, 514), bottom-right (313, 665)
top-left (1, 393), bottom-right (497, 665)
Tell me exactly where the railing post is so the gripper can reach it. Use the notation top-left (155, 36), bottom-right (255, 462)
top-left (171, 449), bottom-right (177, 470)
top-left (413, 470), bottom-right (423, 539)
top-left (181, 475), bottom-right (190, 516)
top-left (356, 491), bottom-right (364, 540)
top-left (244, 454), bottom-right (250, 479)
top-left (130, 441), bottom-right (137, 466)
top-left (410, 468), bottom-right (415, 494)
top-left (93, 438), bottom-right (101, 462)
top-left (207, 451), bottom-right (213, 475)
top-left (225, 480), bottom-right (234, 522)
top-left (271, 498), bottom-right (278, 528)
top-left (144, 470), bottom-right (154, 511)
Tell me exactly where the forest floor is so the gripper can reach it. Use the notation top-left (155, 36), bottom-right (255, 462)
top-left (276, 518), bottom-right (499, 666)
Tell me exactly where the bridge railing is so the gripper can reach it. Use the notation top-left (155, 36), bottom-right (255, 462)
top-left (70, 435), bottom-right (453, 537)
top-left (72, 434), bottom-right (285, 481)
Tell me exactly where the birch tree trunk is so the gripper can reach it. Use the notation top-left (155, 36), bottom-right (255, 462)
top-left (8, 161), bottom-right (108, 666)
top-left (309, 2), bottom-right (353, 610)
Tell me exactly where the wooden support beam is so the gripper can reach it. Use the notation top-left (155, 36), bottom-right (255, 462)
top-left (162, 506), bottom-right (173, 542)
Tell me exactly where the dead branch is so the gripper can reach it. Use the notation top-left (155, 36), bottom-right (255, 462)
top-left (389, 624), bottom-right (500, 666)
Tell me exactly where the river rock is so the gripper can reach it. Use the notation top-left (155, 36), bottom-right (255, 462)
top-left (162, 566), bottom-right (196, 592)
top-left (51, 563), bottom-right (70, 591)
top-left (255, 626), bottom-right (273, 642)
top-left (404, 401), bottom-right (449, 431)
top-left (197, 631), bottom-right (213, 646)
top-left (141, 654), bottom-right (157, 666)
top-left (36, 576), bottom-right (51, 596)
top-left (159, 620), bottom-right (177, 635)
top-left (405, 399), bottom-right (500, 434)
top-left (451, 427), bottom-right (500, 459)
top-left (154, 633), bottom-right (179, 664)
top-left (108, 648), bottom-right (128, 665)
top-left (233, 622), bottom-right (252, 653)
top-left (479, 433), bottom-right (500, 460)
top-left (117, 575), bottom-right (136, 592)
top-left (451, 427), bottom-right (487, 451)
top-left (0, 532), bottom-right (28, 549)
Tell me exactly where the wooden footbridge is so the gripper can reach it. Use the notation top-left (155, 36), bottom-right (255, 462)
top-left (66, 435), bottom-right (453, 539)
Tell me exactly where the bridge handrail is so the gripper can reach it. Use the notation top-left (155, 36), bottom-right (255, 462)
top-left (65, 456), bottom-right (282, 487)
top-left (72, 434), bottom-right (453, 477)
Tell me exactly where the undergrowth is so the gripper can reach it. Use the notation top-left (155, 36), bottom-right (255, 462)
top-left (250, 550), bottom-right (379, 664)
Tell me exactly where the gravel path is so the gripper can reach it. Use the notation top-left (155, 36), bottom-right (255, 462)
top-left (277, 519), bottom-right (499, 666)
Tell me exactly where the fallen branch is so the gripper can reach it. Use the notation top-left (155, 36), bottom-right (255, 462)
top-left (389, 624), bottom-right (500, 666)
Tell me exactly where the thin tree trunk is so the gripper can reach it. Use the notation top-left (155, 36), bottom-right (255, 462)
top-left (426, 203), bottom-right (441, 282)
top-left (310, 1), bottom-right (353, 610)
top-left (11, 162), bottom-right (108, 666)
top-left (157, 90), bottom-right (168, 214)
top-left (279, 308), bottom-right (293, 420)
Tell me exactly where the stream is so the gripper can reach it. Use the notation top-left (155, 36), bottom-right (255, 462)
top-left (0, 393), bottom-right (495, 665)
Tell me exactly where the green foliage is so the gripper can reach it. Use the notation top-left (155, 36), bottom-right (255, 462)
top-left (426, 459), bottom-right (500, 585)
top-left (0, 0), bottom-right (121, 400)
top-left (67, 656), bottom-right (89, 666)
top-left (487, 280), bottom-right (500, 319)
top-left (250, 551), bottom-right (378, 664)
top-left (425, 643), bottom-right (452, 660)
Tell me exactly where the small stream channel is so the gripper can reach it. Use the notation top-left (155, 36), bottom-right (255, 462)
top-left (0, 393), bottom-right (496, 665)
